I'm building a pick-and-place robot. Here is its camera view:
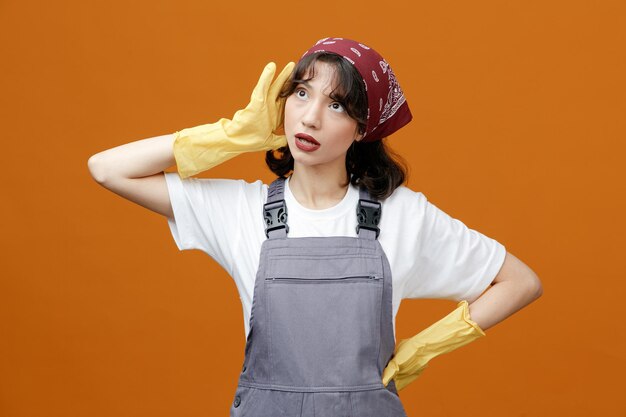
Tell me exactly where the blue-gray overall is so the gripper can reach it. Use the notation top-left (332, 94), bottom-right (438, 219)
top-left (230, 176), bottom-right (408, 417)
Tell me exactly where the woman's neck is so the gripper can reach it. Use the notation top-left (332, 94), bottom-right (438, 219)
top-left (288, 166), bottom-right (351, 210)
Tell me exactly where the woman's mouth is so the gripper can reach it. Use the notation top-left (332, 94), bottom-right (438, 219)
top-left (295, 133), bottom-right (320, 145)
top-left (295, 133), bottom-right (321, 151)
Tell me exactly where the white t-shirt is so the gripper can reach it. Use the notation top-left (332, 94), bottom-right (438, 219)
top-left (164, 172), bottom-right (506, 342)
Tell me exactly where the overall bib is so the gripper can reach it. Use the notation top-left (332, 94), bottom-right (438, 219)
top-left (230, 177), bottom-right (408, 417)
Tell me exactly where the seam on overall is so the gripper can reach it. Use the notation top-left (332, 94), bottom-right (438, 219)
top-left (267, 255), bottom-right (379, 267)
top-left (349, 391), bottom-right (355, 417)
top-left (267, 240), bottom-right (377, 251)
top-left (267, 255), bottom-right (383, 278)
top-left (240, 387), bottom-right (259, 417)
top-left (377, 244), bottom-right (391, 375)
top-left (265, 281), bottom-right (273, 385)
top-left (376, 281), bottom-right (384, 372)
top-left (238, 381), bottom-right (383, 391)
top-left (269, 252), bottom-right (378, 257)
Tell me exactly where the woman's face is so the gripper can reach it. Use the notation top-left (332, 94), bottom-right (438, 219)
top-left (284, 61), bottom-right (363, 170)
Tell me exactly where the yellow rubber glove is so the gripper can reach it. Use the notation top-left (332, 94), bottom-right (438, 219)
top-left (172, 61), bottom-right (295, 178)
top-left (382, 300), bottom-right (486, 391)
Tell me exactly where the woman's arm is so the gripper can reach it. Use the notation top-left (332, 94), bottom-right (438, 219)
top-left (87, 134), bottom-right (176, 218)
top-left (468, 252), bottom-right (543, 331)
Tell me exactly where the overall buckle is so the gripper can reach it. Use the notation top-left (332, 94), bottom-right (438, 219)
top-left (356, 198), bottom-right (381, 238)
top-left (264, 200), bottom-right (289, 238)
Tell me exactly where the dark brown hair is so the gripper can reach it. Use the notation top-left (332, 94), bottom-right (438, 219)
top-left (265, 52), bottom-right (409, 200)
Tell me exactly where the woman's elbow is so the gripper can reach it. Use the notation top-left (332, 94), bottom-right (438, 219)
top-left (495, 252), bottom-right (544, 300)
top-left (88, 153), bottom-right (110, 184)
top-left (527, 273), bottom-right (544, 300)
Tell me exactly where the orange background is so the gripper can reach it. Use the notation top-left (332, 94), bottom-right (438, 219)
top-left (1, 0), bottom-right (625, 416)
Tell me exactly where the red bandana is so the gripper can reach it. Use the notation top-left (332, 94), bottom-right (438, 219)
top-left (300, 37), bottom-right (413, 143)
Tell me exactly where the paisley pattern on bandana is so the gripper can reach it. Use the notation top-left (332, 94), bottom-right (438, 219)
top-left (300, 37), bottom-right (412, 142)
top-left (379, 64), bottom-right (406, 125)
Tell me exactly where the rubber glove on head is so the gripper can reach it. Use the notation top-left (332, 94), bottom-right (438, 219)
top-left (173, 61), bottom-right (295, 178)
top-left (382, 300), bottom-right (486, 391)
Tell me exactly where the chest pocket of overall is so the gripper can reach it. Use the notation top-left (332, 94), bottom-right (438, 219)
top-left (265, 253), bottom-right (384, 388)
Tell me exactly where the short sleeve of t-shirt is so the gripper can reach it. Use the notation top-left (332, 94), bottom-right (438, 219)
top-left (401, 192), bottom-right (507, 303)
top-left (163, 172), bottom-right (244, 275)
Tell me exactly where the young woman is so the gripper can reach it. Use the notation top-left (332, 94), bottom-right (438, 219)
top-left (88, 37), bottom-right (543, 417)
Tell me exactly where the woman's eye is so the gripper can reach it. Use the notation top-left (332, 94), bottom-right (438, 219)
top-left (295, 89), bottom-right (307, 99)
top-left (330, 102), bottom-right (345, 113)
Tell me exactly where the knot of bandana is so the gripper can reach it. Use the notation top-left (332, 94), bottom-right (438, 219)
top-left (300, 37), bottom-right (413, 143)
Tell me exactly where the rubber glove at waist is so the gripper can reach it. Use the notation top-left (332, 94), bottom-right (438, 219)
top-left (382, 300), bottom-right (485, 391)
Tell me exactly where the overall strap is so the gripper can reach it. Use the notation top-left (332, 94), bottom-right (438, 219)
top-left (264, 177), bottom-right (289, 239)
top-left (263, 177), bottom-right (382, 240)
top-left (356, 186), bottom-right (381, 240)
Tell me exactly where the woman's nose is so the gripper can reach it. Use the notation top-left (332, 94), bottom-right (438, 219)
top-left (301, 102), bottom-right (323, 129)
